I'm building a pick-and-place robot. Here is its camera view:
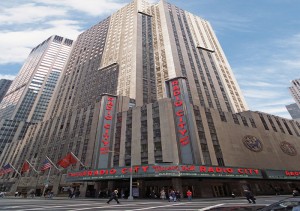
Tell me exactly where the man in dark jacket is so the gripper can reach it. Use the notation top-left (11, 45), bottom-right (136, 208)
top-left (107, 190), bottom-right (120, 204)
top-left (244, 189), bottom-right (256, 204)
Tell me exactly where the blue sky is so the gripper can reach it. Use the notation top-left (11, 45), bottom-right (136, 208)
top-left (0, 0), bottom-right (299, 119)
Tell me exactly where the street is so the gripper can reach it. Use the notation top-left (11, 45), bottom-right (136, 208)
top-left (0, 195), bottom-right (291, 211)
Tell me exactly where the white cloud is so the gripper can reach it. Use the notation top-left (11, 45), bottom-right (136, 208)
top-left (0, 0), bottom-right (127, 64)
top-left (0, 20), bottom-right (82, 64)
top-left (0, 3), bottom-right (67, 25)
top-left (0, 74), bottom-right (16, 80)
top-left (31, 0), bottom-right (126, 17)
top-left (254, 98), bottom-right (294, 108)
top-left (243, 89), bottom-right (283, 99)
top-left (239, 81), bottom-right (286, 88)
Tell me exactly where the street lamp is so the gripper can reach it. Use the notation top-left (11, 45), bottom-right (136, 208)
top-left (128, 159), bottom-right (133, 200)
top-left (125, 154), bottom-right (133, 200)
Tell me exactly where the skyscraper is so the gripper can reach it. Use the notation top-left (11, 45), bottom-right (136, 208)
top-left (0, 36), bottom-right (73, 156)
top-left (0, 35), bottom-right (73, 123)
top-left (2, 0), bottom-right (300, 197)
top-left (47, 0), bottom-right (247, 120)
top-left (0, 79), bottom-right (12, 103)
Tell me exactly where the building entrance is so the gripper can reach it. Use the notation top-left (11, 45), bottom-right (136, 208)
top-left (212, 184), bottom-right (230, 197)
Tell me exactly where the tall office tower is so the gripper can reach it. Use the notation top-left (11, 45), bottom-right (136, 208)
top-left (286, 103), bottom-right (300, 120)
top-left (0, 79), bottom-right (12, 103)
top-left (289, 79), bottom-right (300, 109)
top-left (0, 35), bottom-right (73, 123)
top-left (143, 0), bottom-right (248, 113)
top-left (48, 0), bottom-right (247, 119)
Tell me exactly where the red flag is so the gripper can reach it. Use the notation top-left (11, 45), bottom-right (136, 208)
top-left (21, 161), bottom-right (30, 174)
top-left (57, 153), bottom-right (77, 168)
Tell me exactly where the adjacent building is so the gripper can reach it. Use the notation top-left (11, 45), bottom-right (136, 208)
top-left (0, 35), bottom-right (73, 123)
top-left (0, 79), bottom-right (12, 103)
top-left (0, 36), bottom-right (73, 158)
top-left (286, 103), bottom-right (300, 120)
top-left (1, 0), bottom-right (300, 198)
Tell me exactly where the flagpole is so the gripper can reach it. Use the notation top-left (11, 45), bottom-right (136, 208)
top-left (70, 152), bottom-right (86, 168)
top-left (45, 156), bottom-right (60, 171)
top-left (10, 163), bottom-right (21, 177)
top-left (26, 160), bottom-right (39, 174)
top-left (42, 166), bottom-right (52, 197)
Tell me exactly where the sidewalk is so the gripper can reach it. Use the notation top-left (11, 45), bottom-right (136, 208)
top-left (2, 194), bottom-right (291, 201)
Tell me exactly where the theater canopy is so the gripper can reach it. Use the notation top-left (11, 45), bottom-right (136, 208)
top-left (66, 164), bottom-right (263, 182)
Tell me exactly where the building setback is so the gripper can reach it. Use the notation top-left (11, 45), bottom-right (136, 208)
top-left (0, 79), bottom-right (12, 103)
top-left (1, 0), bottom-right (300, 198)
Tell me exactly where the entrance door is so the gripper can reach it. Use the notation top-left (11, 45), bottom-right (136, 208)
top-left (212, 185), bottom-right (229, 197)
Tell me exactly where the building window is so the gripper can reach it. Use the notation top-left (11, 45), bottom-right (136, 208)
top-left (258, 113), bottom-right (269, 130)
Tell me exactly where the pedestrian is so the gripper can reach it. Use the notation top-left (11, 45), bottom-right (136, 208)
top-left (293, 189), bottom-right (299, 197)
top-left (231, 192), bottom-right (236, 198)
top-left (175, 190), bottom-right (181, 201)
top-left (30, 191), bottom-right (35, 198)
top-left (187, 190), bottom-right (192, 201)
top-left (169, 190), bottom-right (176, 202)
top-left (160, 189), bottom-right (166, 200)
top-left (75, 189), bottom-right (80, 198)
top-left (44, 190), bottom-right (48, 199)
top-left (15, 191), bottom-right (18, 197)
top-left (107, 190), bottom-right (120, 204)
top-left (68, 188), bottom-right (74, 198)
top-left (48, 191), bottom-right (54, 199)
top-left (244, 189), bottom-right (256, 204)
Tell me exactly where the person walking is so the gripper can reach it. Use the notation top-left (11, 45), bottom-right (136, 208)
top-left (244, 189), bottom-right (256, 204)
top-left (160, 189), bottom-right (166, 200)
top-left (175, 190), bottom-right (181, 201)
top-left (75, 189), bottom-right (80, 198)
top-left (107, 190), bottom-right (120, 204)
top-left (169, 190), bottom-right (176, 202)
top-left (187, 190), bottom-right (192, 201)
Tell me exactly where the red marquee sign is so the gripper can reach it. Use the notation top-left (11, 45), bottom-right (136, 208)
top-left (66, 164), bottom-right (263, 181)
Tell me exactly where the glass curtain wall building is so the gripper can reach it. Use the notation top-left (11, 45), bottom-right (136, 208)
top-left (0, 79), bottom-right (12, 103)
top-left (0, 36), bottom-right (73, 156)
top-left (0, 35), bottom-right (73, 123)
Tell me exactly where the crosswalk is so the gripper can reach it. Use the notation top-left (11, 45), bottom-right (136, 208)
top-left (0, 199), bottom-right (256, 211)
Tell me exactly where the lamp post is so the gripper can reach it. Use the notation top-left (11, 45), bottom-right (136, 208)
top-left (128, 160), bottom-right (133, 200)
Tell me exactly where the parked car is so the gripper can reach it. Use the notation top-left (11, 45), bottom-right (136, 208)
top-left (258, 197), bottom-right (300, 211)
